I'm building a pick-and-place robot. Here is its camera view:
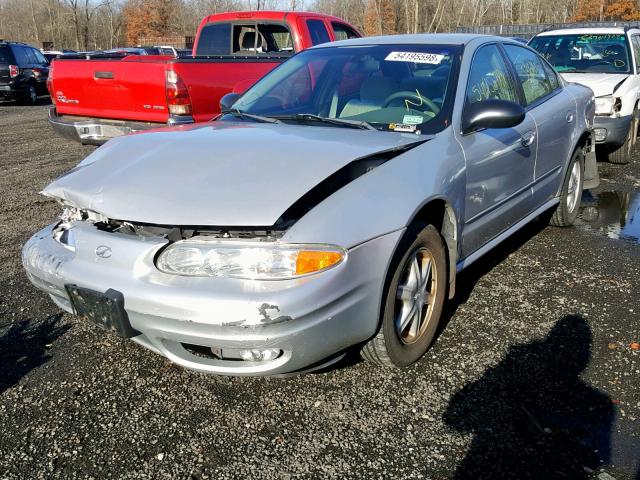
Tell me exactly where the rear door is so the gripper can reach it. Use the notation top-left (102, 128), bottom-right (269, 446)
top-left (0, 44), bottom-right (15, 86)
top-left (304, 18), bottom-right (332, 46)
top-left (502, 43), bottom-right (576, 207)
top-left (29, 47), bottom-right (49, 93)
top-left (457, 43), bottom-right (537, 256)
top-left (330, 22), bottom-right (361, 41)
top-left (12, 46), bottom-right (32, 90)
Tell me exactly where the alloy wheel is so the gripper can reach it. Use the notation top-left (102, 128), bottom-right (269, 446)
top-left (395, 247), bottom-right (438, 345)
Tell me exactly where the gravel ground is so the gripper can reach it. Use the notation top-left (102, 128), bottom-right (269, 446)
top-left (0, 100), bottom-right (639, 480)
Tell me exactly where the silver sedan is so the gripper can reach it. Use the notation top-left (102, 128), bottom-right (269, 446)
top-left (23, 34), bottom-right (597, 375)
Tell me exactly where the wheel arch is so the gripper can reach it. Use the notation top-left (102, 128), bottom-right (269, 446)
top-left (558, 129), bottom-right (595, 196)
top-left (406, 198), bottom-right (459, 299)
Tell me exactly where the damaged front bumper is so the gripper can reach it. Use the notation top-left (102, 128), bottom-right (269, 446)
top-left (48, 107), bottom-right (194, 146)
top-left (22, 222), bottom-right (402, 375)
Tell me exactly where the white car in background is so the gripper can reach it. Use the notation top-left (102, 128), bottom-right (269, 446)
top-left (530, 26), bottom-right (640, 164)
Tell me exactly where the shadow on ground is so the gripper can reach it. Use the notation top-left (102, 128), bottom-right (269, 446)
top-left (0, 314), bottom-right (69, 393)
top-left (444, 314), bottom-right (614, 479)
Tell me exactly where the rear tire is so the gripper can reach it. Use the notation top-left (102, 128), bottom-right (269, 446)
top-left (362, 224), bottom-right (447, 367)
top-left (22, 83), bottom-right (38, 106)
top-left (550, 148), bottom-right (584, 227)
top-left (608, 113), bottom-right (637, 164)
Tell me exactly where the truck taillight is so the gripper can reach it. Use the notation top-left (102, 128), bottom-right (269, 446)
top-left (9, 65), bottom-right (19, 78)
top-left (165, 69), bottom-right (192, 115)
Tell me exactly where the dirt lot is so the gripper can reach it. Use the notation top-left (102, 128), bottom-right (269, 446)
top-left (1, 100), bottom-right (639, 480)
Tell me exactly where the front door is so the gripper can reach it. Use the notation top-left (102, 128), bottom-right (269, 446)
top-left (456, 43), bottom-right (537, 257)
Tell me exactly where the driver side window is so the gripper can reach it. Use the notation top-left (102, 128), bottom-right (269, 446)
top-left (466, 44), bottom-right (518, 105)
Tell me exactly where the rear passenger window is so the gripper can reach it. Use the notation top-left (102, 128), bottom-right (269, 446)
top-left (331, 22), bottom-right (359, 41)
top-left (503, 44), bottom-right (555, 106)
top-left (307, 19), bottom-right (331, 45)
top-left (13, 46), bottom-right (30, 65)
top-left (466, 44), bottom-right (518, 104)
top-left (195, 23), bottom-right (232, 55)
top-left (33, 49), bottom-right (48, 64)
top-left (542, 61), bottom-right (559, 90)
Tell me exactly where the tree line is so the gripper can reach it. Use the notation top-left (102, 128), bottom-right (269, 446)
top-left (1, 0), bottom-right (639, 51)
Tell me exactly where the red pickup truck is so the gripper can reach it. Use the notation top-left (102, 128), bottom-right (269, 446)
top-left (48, 11), bottom-right (360, 144)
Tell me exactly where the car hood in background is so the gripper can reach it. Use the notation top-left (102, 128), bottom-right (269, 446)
top-left (560, 72), bottom-right (629, 97)
top-left (43, 122), bottom-right (426, 226)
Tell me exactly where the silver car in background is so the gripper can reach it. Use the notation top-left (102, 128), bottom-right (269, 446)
top-left (22, 34), bottom-right (597, 375)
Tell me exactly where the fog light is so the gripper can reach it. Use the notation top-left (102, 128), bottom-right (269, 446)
top-left (594, 127), bottom-right (607, 142)
top-left (238, 348), bottom-right (282, 362)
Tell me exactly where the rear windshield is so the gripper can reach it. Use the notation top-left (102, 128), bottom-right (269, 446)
top-left (529, 33), bottom-right (632, 74)
top-left (0, 45), bottom-right (15, 63)
top-left (195, 22), bottom-right (294, 56)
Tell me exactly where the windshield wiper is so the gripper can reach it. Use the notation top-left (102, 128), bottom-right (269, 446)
top-left (276, 113), bottom-right (377, 130)
top-left (222, 108), bottom-right (282, 124)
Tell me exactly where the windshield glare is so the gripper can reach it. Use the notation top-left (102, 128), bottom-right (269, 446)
top-left (529, 34), bottom-right (631, 74)
top-left (230, 44), bottom-right (460, 134)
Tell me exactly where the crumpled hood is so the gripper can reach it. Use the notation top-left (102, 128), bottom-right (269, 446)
top-left (44, 122), bottom-right (424, 226)
top-left (560, 72), bottom-right (629, 97)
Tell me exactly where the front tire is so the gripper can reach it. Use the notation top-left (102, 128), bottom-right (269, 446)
top-left (362, 224), bottom-right (447, 367)
top-left (550, 148), bottom-right (584, 227)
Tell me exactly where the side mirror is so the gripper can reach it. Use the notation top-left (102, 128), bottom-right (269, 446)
top-left (462, 99), bottom-right (525, 134)
top-left (219, 92), bottom-right (240, 112)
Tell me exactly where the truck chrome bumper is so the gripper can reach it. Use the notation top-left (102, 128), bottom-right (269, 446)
top-left (48, 107), bottom-right (194, 145)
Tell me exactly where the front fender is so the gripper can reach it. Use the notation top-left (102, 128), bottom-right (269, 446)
top-left (282, 130), bottom-right (466, 249)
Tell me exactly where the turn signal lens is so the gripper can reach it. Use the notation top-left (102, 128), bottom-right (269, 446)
top-left (295, 250), bottom-right (343, 275)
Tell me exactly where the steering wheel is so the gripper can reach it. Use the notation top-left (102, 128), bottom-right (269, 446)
top-left (382, 91), bottom-right (441, 114)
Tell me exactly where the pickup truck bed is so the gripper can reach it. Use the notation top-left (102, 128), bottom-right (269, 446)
top-left (48, 10), bottom-right (361, 144)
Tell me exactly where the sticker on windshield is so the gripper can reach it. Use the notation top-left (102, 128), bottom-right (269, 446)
top-left (403, 115), bottom-right (424, 125)
top-left (389, 123), bottom-right (417, 133)
top-left (385, 51), bottom-right (445, 64)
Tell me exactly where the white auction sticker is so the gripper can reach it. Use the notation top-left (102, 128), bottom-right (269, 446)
top-left (385, 51), bottom-right (445, 64)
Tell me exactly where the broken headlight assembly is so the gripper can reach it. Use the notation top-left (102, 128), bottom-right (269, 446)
top-left (156, 240), bottom-right (345, 280)
top-left (594, 95), bottom-right (621, 116)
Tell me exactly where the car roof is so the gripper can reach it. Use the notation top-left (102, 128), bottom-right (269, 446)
top-left (312, 33), bottom-right (508, 49)
top-left (537, 27), bottom-right (637, 36)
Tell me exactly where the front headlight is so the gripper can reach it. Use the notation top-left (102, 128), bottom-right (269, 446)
top-left (156, 239), bottom-right (346, 279)
top-left (595, 95), bottom-right (620, 116)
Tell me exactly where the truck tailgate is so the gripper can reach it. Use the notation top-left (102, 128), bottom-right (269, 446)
top-left (51, 57), bottom-right (170, 123)
top-left (173, 58), bottom-right (285, 122)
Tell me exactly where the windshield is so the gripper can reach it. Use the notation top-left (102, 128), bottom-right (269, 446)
top-left (529, 34), bottom-right (631, 74)
top-left (228, 44), bottom-right (461, 134)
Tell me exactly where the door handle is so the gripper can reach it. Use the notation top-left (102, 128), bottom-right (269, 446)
top-left (566, 111), bottom-right (575, 123)
top-left (94, 71), bottom-right (114, 79)
top-left (521, 132), bottom-right (536, 147)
